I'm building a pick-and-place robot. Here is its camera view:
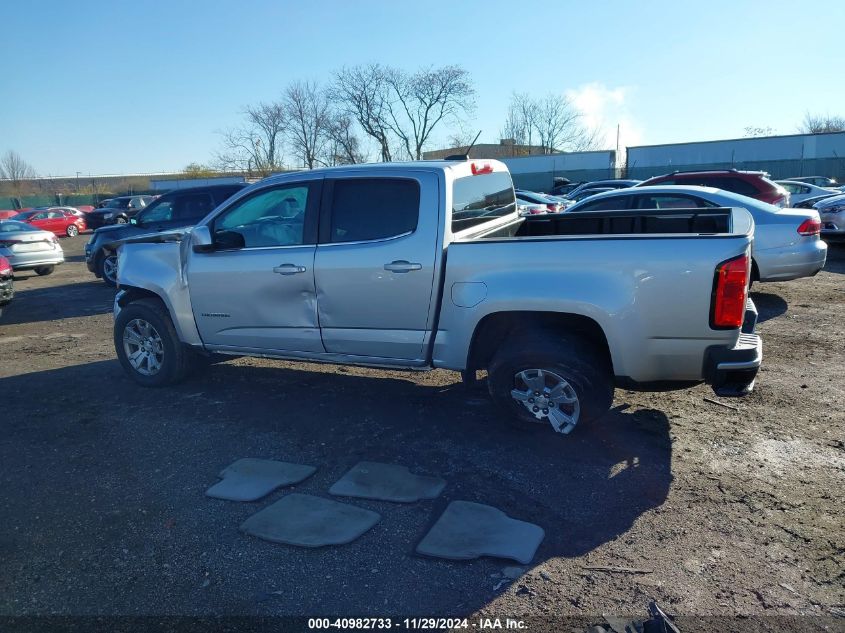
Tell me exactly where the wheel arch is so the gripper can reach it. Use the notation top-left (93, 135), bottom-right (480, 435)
top-left (466, 311), bottom-right (614, 375)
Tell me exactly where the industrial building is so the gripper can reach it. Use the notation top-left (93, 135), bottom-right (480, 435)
top-left (626, 132), bottom-right (845, 181)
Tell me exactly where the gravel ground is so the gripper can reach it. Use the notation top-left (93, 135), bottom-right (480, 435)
top-left (0, 235), bottom-right (843, 629)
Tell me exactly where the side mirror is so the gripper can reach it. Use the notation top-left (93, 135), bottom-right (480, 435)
top-left (191, 225), bottom-right (214, 253)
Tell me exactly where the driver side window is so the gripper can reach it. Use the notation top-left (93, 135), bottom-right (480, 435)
top-left (213, 185), bottom-right (310, 248)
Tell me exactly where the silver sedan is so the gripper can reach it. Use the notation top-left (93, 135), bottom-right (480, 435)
top-left (0, 220), bottom-right (65, 275)
top-left (565, 185), bottom-right (827, 282)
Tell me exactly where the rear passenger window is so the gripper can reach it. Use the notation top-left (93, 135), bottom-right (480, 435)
top-left (636, 195), bottom-right (710, 209)
top-left (328, 178), bottom-right (419, 243)
top-left (575, 197), bottom-right (630, 212)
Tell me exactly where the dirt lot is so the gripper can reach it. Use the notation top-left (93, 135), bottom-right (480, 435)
top-left (1, 235), bottom-right (843, 629)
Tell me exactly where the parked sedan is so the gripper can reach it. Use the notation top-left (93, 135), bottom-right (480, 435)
top-left (776, 180), bottom-right (839, 205)
top-left (793, 193), bottom-right (839, 209)
top-left (565, 185), bottom-right (826, 283)
top-left (812, 193), bottom-right (845, 240)
top-left (785, 176), bottom-right (837, 188)
top-left (0, 220), bottom-right (65, 275)
top-left (566, 179), bottom-right (641, 199)
top-left (566, 187), bottom-right (615, 203)
top-left (517, 202), bottom-right (549, 216)
top-left (0, 255), bottom-right (13, 314)
top-left (13, 208), bottom-right (86, 236)
top-left (515, 190), bottom-right (565, 213)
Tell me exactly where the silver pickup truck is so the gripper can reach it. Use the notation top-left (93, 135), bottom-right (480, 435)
top-left (112, 160), bottom-right (762, 434)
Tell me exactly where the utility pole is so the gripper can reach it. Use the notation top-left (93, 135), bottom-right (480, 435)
top-left (76, 172), bottom-right (81, 194)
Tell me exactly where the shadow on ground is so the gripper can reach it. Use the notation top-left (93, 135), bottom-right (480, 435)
top-left (0, 280), bottom-right (114, 325)
top-left (821, 240), bottom-right (845, 275)
top-left (1, 359), bottom-right (672, 616)
top-left (750, 291), bottom-right (788, 323)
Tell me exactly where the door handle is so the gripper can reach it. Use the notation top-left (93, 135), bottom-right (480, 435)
top-left (384, 260), bottom-right (422, 273)
top-left (273, 263), bottom-right (307, 275)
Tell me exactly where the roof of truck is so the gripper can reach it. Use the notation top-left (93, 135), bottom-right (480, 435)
top-left (263, 159), bottom-right (507, 182)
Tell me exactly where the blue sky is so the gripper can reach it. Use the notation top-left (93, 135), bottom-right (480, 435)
top-left (1, 0), bottom-right (843, 176)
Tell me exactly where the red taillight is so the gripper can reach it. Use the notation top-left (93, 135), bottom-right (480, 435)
top-left (546, 203), bottom-right (557, 212)
top-left (711, 253), bottom-right (750, 329)
top-left (470, 162), bottom-right (493, 175)
top-left (797, 218), bottom-right (820, 236)
top-left (0, 255), bottom-right (11, 276)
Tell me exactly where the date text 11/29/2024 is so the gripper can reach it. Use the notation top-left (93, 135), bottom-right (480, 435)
top-left (307, 618), bottom-right (527, 630)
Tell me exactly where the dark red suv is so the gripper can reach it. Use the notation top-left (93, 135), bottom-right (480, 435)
top-left (637, 169), bottom-right (789, 206)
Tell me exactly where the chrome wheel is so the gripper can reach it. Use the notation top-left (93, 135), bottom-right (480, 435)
top-left (116, 217), bottom-right (127, 224)
top-left (510, 369), bottom-right (580, 434)
top-left (122, 318), bottom-right (164, 376)
top-left (102, 254), bottom-right (118, 284)
top-left (66, 224), bottom-right (79, 237)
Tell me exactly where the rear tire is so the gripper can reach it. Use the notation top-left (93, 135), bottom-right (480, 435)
top-left (487, 330), bottom-right (614, 434)
top-left (114, 297), bottom-right (194, 387)
top-left (97, 251), bottom-right (118, 287)
top-left (115, 216), bottom-right (127, 224)
top-left (34, 266), bottom-right (54, 276)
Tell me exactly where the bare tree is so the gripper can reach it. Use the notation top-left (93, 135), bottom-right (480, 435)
top-left (331, 64), bottom-right (395, 162)
top-left (332, 63), bottom-right (475, 161)
top-left (533, 94), bottom-right (587, 154)
top-left (183, 163), bottom-right (216, 178)
top-left (500, 92), bottom-right (539, 149)
top-left (799, 113), bottom-right (845, 134)
top-left (382, 65), bottom-right (475, 160)
top-left (0, 150), bottom-right (37, 196)
top-left (501, 93), bottom-right (605, 154)
top-left (215, 102), bottom-right (286, 177)
top-left (743, 125), bottom-right (775, 138)
top-left (284, 81), bottom-right (331, 169)
top-left (323, 113), bottom-right (367, 165)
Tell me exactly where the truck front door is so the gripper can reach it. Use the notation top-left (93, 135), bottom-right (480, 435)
top-left (314, 173), bottom-right (440, 361)
top-left (187, 178), bottom-right (324, 353)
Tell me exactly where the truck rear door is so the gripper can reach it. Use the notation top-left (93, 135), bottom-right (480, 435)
top-left (314, 173), bottom-right (440, 361)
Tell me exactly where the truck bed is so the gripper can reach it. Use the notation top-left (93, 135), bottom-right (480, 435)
top-left (434, 207), bottom-right (755, 384)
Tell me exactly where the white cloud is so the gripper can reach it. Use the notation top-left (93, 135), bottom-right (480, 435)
top-left (565, 83), bottom-right (645, 150)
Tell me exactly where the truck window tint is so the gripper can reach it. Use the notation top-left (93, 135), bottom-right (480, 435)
top-left (451, 172), bottom-right (516, 233)
top-left (328, 178), bottom-right (419, 243)
top-left (214, 186), bottom-right (309, 248)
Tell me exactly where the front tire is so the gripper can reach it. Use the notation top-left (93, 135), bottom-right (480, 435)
top-left (114, 298), bottom-right (194, 387)
top-left (487, 331), bottom-right (614, 434)
top-left (97, 251), bottom-right (118, 287)
top-left (115, 216), bottom-right (127, 224)
top-left (34, 265), bottom-right (54, 276)
top-left (66, 224), bottom-right (79, 237)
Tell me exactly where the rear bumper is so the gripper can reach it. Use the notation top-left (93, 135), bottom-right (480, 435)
top-left (5, 252), bottom-right (65, 270)
top-left (756, 239), bottom-right (827, 281)
top-left (703, 299), bottom-right (762, 397)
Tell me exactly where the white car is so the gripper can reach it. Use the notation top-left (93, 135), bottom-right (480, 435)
top-left (566, 185), bottom-right (827, 283)
top-left (777, 180), bottom-right (839, 205)
top-left (813, 193), bottom-right (845, 239)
